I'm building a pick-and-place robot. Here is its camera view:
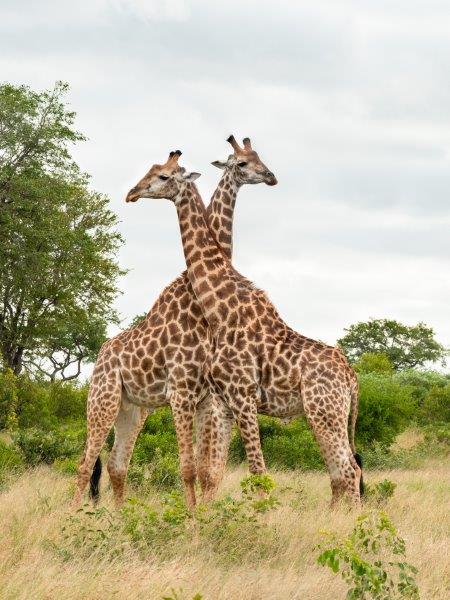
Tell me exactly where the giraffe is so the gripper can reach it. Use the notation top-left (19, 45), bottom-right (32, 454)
top-left (73, 138), bottom-right (276, 509)
top-left (126, 151), bottom-right (363, 506)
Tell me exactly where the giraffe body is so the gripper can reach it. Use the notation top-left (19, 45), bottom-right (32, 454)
top-left (74, 141), bottom-right (276, 508)
top-left (133, 158), bottom-right (363, 507)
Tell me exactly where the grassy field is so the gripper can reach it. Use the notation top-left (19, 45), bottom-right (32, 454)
top-left (0, 457), bottom-right (449, 600)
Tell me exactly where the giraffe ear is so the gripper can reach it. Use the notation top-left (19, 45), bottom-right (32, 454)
top-left (183, 171), bottom-right (201, 181)
top-left (211, 160), bottom-right (227, 170)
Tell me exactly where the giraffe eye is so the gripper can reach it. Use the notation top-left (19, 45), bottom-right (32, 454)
top-left (159, 175), bottom-right (169, 181)
top-left (237, 161), bottom-right (247, 167)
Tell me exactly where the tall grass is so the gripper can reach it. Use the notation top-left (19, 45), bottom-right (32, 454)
top-left (0, 459), bottom-right (448, 599)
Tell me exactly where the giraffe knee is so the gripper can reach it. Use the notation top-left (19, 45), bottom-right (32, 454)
top-left (107, 461), bottom-right (127, 487)
top-left (180, 463), bottom-right (196, 486)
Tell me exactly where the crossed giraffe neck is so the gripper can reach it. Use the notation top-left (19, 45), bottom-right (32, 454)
top-left (175, 182), bottom-right (236, 332)
top-left (206, 170), bottom-right (241, 259)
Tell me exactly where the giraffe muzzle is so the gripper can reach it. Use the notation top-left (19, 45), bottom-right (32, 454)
top-left (264, 171), bottom-right (278, 186)
top-left (125, 187), bottom-right (141, 203)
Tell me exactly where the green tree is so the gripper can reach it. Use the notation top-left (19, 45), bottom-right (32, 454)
top-left (0, 82), bottom-right (124, 377)
top-left (128, 312), bottom-right (147, 329)
top-left (338, 319), bottom-right (446, 371)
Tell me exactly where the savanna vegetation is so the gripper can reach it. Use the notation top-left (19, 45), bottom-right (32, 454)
top-left (1, 82), bottom-right (449, 599)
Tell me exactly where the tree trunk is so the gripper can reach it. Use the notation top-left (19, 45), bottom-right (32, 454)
top-left (2, 346), bottom-right (24, 375)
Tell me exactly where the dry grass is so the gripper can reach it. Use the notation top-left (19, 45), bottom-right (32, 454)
top-left (0, 460), bottom-right (449, 600)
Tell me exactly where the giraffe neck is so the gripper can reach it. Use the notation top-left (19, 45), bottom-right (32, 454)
top-left (175, 183), bottom-right (233, 333)
top-left (205, 169), bottom-right (241, 260)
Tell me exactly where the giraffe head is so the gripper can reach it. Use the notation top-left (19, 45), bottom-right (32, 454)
top-left (125, 151), bottom-right (200, 203)
top-left (211, 135), bottom-right (277, 186)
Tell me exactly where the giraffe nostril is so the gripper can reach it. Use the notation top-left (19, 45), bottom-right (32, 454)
top-left (265, 171), bottom-right (278, 186)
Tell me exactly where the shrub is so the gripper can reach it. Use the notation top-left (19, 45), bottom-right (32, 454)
top-left (0, 369), bottom-right (19, 429)
top-left (420, 384), bottom-right (450, 425)
top-left (149, 449), bottom-right (180, 490)
top-left (363, 442), bottom-right (422, 471)
top-left (354, 352), bottom-right (394, 375)
top-left (229, 416), bottom-right (323, 470)
top-left (14, 376), bottom-right (57, 430)
top-left (13, 427), bottom-right (82, 465)
top-left (56, 476), bottom-right (281, 565)
top-left (1, 372), bottom-right (88, 432)
top-left (394, 370), bottom-right (449, 407)
top-left (357, 374), bottom-right (416, 448)
top-left (132, 431), bottom-right (178, 465)
top-left (0, 439), bottom-right (24, 486)
top-left (141, 407), bottom-right (175, 435)
top-left (317, 512), bottom-right (419, 599)
top-left (49, 381), bottom-right (87, 421)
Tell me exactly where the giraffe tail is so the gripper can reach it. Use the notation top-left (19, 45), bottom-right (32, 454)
top-left (350, 379), bottom-right (364, 497)
top-left (89, 456), bottom-right (102, 503)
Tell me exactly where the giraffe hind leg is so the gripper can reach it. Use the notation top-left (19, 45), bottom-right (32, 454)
top-left (107, 396), bottom-right (148, 507)
top-left (306, 404), bottom-right (362, 507)
top-left (73, 366), bottom-right (122, 508)
top-left (196, 394), bottom-right (233, 502)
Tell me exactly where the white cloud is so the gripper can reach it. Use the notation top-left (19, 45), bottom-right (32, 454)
top-left (1, 0), bottom-right (449, 377)
top-left (111, 0), bottom-right (189, 21)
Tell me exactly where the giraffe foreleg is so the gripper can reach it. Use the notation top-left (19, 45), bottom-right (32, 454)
top-left (229, 398), bottom-right (266, 476)
top-left (171, 396), bottom-right (197, 509)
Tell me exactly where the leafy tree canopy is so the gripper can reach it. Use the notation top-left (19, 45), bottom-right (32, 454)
top-left (0, 81), bottom-right (124, 378)
top-left (128, 313), bottom-right (147, 329)
top-left (338, 318), bottom-right (446, 371)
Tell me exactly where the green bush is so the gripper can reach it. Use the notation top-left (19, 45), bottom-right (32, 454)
top-left (1, 372), bottom-right (88, 432)
top-left (0, 369), bottom-right (19, 429)
top-left (356, 374), bottom-right (416, 448)
top-left (365, 479), bottom-right (397, 505)
top-left (133, 431), bottom-right (178, 465)
top-left (15, 377), bottom-right (57, 430)
top-left (229, 416), bottom-right (323, 470)
top-left (354, 352), bottom-right (394, 375)
top-left (0, 439), bottom-right (24, 486)
top-left (420, 384), bottom-right (450, 425)
top-left (48, 381), bottom-right (87, 421)
top-left (394, 370), bottom-right (449, 407)
top-left (13, 427), bottom-right (82, 465)
top-left (149, 449), bottom-right (180, 489)
top-left (141, 407), bottom-right (175, 435)
top-left (53, 456), bottom-right (79, 475)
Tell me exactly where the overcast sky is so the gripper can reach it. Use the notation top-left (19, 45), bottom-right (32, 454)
top-left (1, 0), bottom-right (449, 370)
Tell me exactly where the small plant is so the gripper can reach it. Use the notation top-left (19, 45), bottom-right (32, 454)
top-left (240, 473), bottom-right (279, 512)
top-left (60, 505), bottom-right (123, 560)
top-left (317, 512), bottom-right (419, 599)
top-left (365, 479), bottom-right (397, 505)
top-left (162, 591), bottom-right (203, 600)
top-left (194, 474), bottom-right (280, 562)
